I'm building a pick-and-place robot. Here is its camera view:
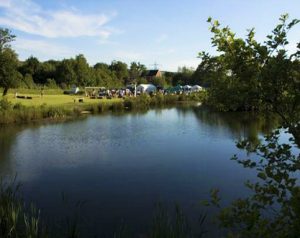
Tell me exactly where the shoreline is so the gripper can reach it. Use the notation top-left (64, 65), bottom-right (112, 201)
top-left (0, 93), bottom-right (206, 125)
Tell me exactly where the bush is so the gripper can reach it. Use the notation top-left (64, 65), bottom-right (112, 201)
top-left (46, 78), bottom-right (58, 89)
top-left (178, 94), bottom-right (187, 101)
top-left (124, 95), bottom-right (151, 110)
top-left (42, 106), bottom-right (67, 118)
top-left (111, 101), bottom-right (124, 111)
top-left (13, 102), bottom-right (24, 110)
top-left (97, 103), bottom-right (111, 113)
top-left (150, 94), bottom-right (164, 106)
top-left (0, 98), bottom-right (12, 111)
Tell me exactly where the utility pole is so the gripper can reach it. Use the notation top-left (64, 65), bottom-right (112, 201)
top-left (150, 61), bottom-right (161, 70)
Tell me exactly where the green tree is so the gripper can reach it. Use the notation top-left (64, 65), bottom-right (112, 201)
top-left (129, 62), bottom-right (147, 84)
top-left (109, 60), bottom-right (129, 85)
top-left (21, 73), bottom-right (36, 89)
top-left (203, 14), bottom-right (300, 238)
top-left (201, 14), bottom-right (299, 113)
top-left (37, 61), bottom-right (58, 84)
top-left (192, 53), bottom-right (220, 87)
top-left (201, 18), bottom-right (264, 111)
top-left (0, 28), bottom-right (19, 96)
top-left (93, 63), bottom-right (116, 87)
top-left (0, 28), bottom-right (15, 52)
top-left (19, 56), bottom-right (41, 84)
top-left (259, 14), bottom-right (300, 144)
top-left (56, 59), bottom-right (77, 86)
top-left (173, 67), bottom-right (194, 86)
top-left (152, 76), bottom-right (167, 87)
top-left (0, 48), bottom-right (20, 96)
top-left (74, 54), bottom-right (94, 86)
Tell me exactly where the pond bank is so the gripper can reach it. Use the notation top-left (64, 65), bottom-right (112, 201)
top-left (0, 93), bottom-right (206, 125)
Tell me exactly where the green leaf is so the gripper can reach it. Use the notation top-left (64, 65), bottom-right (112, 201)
top-left (257, 172), bottom-right (267, 180)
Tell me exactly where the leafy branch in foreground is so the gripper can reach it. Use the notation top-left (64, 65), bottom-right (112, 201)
top-left (201, 14), bottom-right (300, 115)
top-left (209, 130), bottom-right (300, 238)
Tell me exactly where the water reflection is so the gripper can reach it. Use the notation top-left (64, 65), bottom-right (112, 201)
top-left (189, 106), bottom-right (279, 144)
top-left (0, 106), bottom-right (280, 237)
top-left (0, 125), bottom-right (26, 176)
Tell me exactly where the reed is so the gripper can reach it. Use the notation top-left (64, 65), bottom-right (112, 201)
top-left (0, 92), bottom-right (206, 125)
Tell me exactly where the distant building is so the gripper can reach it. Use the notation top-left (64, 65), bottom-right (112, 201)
top-left (142, 70), bottom-right (162, 81)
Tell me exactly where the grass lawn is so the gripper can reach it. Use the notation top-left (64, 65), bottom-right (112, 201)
top-left (0, 88), bottom-right (122, 107)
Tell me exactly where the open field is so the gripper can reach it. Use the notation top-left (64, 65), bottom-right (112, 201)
top-left (0, 88), bottom-right (122, 107)
top-left (0, 88), bottom-right (205, 125)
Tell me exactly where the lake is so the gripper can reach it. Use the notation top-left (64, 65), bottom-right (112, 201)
top-left (0, 106), bottom-right (278, 237)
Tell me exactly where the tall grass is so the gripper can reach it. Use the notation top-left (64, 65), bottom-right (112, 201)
top-left (0, 179), bottom-right (207, 238)
top-left (0, 179), bottom-right (47, 238)
top-left (0, 92), bottom-right (206, 125)
top-left (0, 98), bottom-right (75, 124)
top-left (150, 203), bottom-right (207, 238)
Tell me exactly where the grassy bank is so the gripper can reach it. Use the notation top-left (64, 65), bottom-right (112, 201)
top-left (0, 89), bottom-right (206, 125)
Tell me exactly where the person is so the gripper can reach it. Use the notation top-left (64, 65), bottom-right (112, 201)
top-left (40, 87), bottom-right (44, 98)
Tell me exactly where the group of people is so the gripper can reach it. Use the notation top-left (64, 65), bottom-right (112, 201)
top-left (88, 88), bottom-right (134, 98)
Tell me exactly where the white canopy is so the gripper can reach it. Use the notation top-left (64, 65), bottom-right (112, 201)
top-left (191, 85), bottom-right (203, 92)
top-left (183, 85), bottom-right (192, 89)
top-left (136, 84), bottom-right (157, 93)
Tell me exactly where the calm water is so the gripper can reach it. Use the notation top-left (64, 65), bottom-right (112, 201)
top-left (0, 106), bottom-right (278, 236)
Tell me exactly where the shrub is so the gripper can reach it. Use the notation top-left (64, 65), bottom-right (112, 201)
top-left (111, 101), bottom-right (124, 111)
top-left (0, 98), bottom-right (12, 111)
top-left (13, 102), bottom-right (24, 110)
top-left (43, 107), bottom-right (66, 118)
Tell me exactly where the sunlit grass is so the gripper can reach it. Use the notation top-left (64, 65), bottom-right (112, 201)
top-left (0, 88), bottom-right (122, 107)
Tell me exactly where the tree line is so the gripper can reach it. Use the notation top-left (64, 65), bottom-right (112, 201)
top-left (0, 29), bottom-right (208, 96)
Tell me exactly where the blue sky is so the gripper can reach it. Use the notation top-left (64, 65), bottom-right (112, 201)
top-left (0, 0), bottom-right (299, 71)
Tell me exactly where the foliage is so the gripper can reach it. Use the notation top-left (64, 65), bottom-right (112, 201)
top-left (0, 97), bottom-right (12, 110)
top-left (74, 54), bottom-right (93, 86)
top-left (199, 14), bottom-right (300, 238)
top-left (93, 63), bottom-right (117, 87)
top-left (129, 61), bottom-right (147, 84)
top-left (0, 28), bottom-right (212, 91)
top-left (0, 28), bottom-right (21, 95)
top-left (56, 59), bottom-right (77, 86)
top-left (109, 60), bottom-right (129, 85)
top-left (124, 94), bottom-right (151, 109)
top-left (0, 179), bottom-right (47, 238)
top-left (199, 14), bottom-right (300, 112)
top-left (206, 130), bottom-right (300, 238)
top-left (0, 48), bottom-right (20, 96)
top-left (0, 178), bottom-right (208, 238)
top-left (173, 67), bottom-right (195, 86)
top-left (152, 76), bottom-right (168, 87)
top-left (150, 203), bottom-right (192, 238)
top-left (0, 28), bottom-right (15, 51)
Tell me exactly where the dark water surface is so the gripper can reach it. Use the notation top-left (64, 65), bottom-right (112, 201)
top-left (0, 106), bottom-right (278, 236)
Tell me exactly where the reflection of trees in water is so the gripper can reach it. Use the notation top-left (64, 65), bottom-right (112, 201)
top-left (0, 126), bottom-right (24, 171)
top-left (187, 106), bottom-right (280, 144)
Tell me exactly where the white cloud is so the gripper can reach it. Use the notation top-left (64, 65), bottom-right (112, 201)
top-left (114, 50), bottom-right (143, 61)
top-left (0, 0), bottom-right (11, 7)
top-left (13, 38), bottom-right (72, 60)
top-left (0, 0), bottom-right (116, 38)
top-left (155, 33), bottom-right (168, 43)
